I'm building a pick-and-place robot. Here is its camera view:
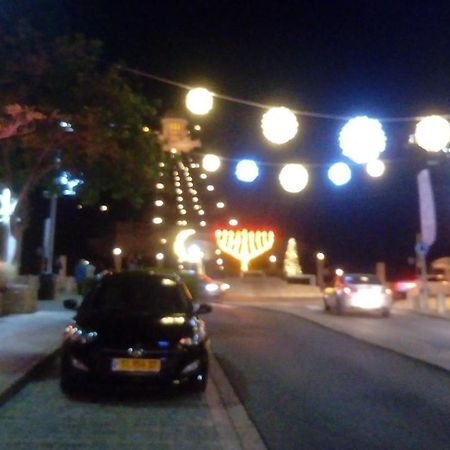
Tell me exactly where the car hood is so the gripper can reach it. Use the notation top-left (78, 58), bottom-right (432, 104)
top-left (75, 311), bottom-right (194, 348)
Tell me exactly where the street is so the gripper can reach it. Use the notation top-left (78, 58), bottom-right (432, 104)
top-left (1, 293), bottom-right (450, 450)
top-left (207, 302), bottom-right (450, 450)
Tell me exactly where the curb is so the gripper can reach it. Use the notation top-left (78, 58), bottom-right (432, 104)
top-left (0, 346), bottom-right (61, 407)
top-left (208, 353), bottom-right (267, 450)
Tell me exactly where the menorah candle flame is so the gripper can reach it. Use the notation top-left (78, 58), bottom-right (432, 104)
top-left (215, 228), bottom-right (275, 272)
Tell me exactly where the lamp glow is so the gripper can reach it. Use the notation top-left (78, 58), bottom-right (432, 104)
top-left (328, 162), bottom-right (352, 186)
top-left (339, 116), bottom-right (386, 164)
top-left (316, 252), bottom-right (325, 261)
top-left (185, 87), bottom-right (214, 115)
top-left (279, 164), bottom-right (309, 193)
top-left (235, 159), bottom-right (259, 183)
top-left (366, 160), bottom-right (386, 178)
top-left (152, 217), bottom-right (163, 224)
top-left (261, 107), bottom-right (299, 145)
top-left (202, 154), bottom-right (221, 172)
top-left (415, 115), bottom-right (450, 152)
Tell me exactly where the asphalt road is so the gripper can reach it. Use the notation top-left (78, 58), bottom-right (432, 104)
top-left (208, 303), bottom-right (450, 450)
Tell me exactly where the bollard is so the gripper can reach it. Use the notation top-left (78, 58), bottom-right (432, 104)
top-left (437, 293), bottom-right (446, 315)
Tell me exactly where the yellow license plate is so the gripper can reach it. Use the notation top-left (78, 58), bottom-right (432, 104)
top-left (112, 358), bottom-right (161, 373)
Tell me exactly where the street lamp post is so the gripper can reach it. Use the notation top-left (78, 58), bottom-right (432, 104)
top-left (316, 252), bottom-right (325, 290)
top-left (112, 247), bottom-right (123, 272)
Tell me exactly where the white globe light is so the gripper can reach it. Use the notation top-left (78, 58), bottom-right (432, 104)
top-left (261, 107), bottom-right (299, 145)
top-left (235, 159), bottom-right (259, 183)
top-left (339, 116), bottom-right (386, 164)
top-left (185, 87), bottom-right (214, 115)
top-left (328, 162), bottom-right (352, 186)
top-left (366, 159), bottom-right (386, 178)
top-left (202, 154), bottom-right (221, 172)
top-left (415, 115), bottom-right (450, 152)
top-left (278, 164), bottom-right (309, 193)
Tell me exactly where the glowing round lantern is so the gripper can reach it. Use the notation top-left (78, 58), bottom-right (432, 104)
top-left (185, 87), bottom-right (214, 115)
top-left (328, 162), bottom-right (352, 186)
top-left (235, 159), bottom-right (259, 183)
top-left (261, 107), bottom-right (299, 145)
top-left (366, 160), bottom-right (385, 178)
top-left (415, 115), bottom-right (450, 152)
top-left (339, 116), bottom-right (386, 164)
top-left (202, 154), bottom-right (221, 172)
top-left (278, 164), bottom-right (309, 193)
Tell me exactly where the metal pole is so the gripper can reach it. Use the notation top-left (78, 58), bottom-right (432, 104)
top-left (419, 251), bottom-right (428, 311)
top-left (45, 194), bottom-right (58, 273)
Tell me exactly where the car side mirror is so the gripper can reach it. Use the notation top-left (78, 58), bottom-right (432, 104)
top-left (63, 299), bottom-right (78, 310)
top-left (195, 303), bottom-right (213, 315)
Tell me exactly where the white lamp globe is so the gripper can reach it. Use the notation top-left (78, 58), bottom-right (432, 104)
top-left (415, 115), bottom-right (450, 152)
top-left (366, 159), bottom-right (386, 178)
top-left (235, 159), bottom-right (259, 183)
top-left (202, 154), bottom-right (221, 172)
top-left (185, 87), bottom-right (214, 115)
top-left (339, 116), bottom-right (386, 164)
top-left (278, 164), bottom-right (309, 193)
top-left (261, 107), bottom-right (299, 145)
top-left (328, 162), bottom-right (352, 186)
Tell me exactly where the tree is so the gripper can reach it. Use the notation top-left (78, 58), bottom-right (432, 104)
top-left (283, 237), bottom-right (302, 279)
top-left (0, 22), bottom-right (164, 273)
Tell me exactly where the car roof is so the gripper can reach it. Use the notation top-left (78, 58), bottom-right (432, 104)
top-left (102, 270), bottom-right (182, 283)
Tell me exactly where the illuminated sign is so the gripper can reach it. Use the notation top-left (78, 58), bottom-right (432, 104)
top-left (215, 228), bottom-right (275, 272)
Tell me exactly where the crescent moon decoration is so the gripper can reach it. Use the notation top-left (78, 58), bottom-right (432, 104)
top-left (173, 228), bottom-right (197, 263)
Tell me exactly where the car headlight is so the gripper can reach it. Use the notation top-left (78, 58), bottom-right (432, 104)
top-left (220, 283), bottom-right (230, 291)
top-left (205, 283), bottom-right (219, 293)
top-left (64, 324), bottom-right (98, 344)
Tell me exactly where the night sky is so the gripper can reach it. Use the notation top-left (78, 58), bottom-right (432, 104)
top-left (4, 1), bottom-right (450, 277)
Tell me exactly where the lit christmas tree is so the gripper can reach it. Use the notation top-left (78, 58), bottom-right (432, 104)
top-left (283, 238), bottom-right (302, 279)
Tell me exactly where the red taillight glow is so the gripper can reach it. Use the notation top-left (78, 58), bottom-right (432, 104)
top-left (343, 286), bottom-right (356, 295)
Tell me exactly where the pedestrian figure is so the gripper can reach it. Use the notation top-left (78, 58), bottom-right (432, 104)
top-left (74, 259), bottom-right (88, 294)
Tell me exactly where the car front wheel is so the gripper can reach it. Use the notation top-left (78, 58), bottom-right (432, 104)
top-left (335, 298), bottom-right (345, 315)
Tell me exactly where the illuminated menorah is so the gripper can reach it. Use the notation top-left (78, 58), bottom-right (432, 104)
top-left (215, 228), bottom-right (275, 272)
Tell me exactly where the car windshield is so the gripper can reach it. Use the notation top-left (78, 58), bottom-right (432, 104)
top-left (343, 274), bottom-right (381, 285)
top-left (83, 274), bottom-right (192, 316)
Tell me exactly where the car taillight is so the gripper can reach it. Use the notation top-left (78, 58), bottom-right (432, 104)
top-left (343, 286), bottom-right (356, 295)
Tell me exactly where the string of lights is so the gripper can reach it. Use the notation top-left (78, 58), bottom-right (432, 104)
top-left (117, 64), bottom-right (450, 123)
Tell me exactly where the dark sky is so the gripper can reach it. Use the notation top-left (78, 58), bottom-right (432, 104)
top-left (5, 0), bottom-right (450, 276)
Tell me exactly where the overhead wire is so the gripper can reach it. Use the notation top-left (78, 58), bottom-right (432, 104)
top-left (116, 64), bottom-right (450, 123)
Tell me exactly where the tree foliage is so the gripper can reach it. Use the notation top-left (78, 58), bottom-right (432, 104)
top-left (0, 22), bottom-right (163, 219)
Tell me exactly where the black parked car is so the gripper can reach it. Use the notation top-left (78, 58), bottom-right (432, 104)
top-left (61, 271), bottom-right (212, 394)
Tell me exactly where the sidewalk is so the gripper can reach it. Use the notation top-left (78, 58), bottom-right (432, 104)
top-left (0, 293), bottom-right (265, 450)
